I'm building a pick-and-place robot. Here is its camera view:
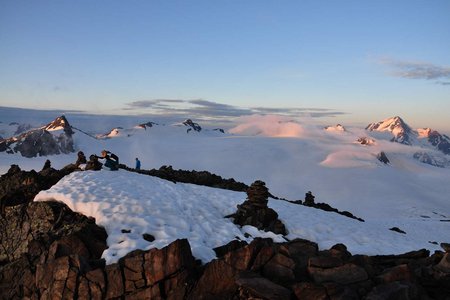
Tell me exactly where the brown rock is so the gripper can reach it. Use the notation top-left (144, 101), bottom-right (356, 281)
top-left (309, 263), bottom-right (368, 284)
top-left (309, 256), bottom-right (343, 269)
top-left (365, 281), bottom-right (420, 300)
top-left (441, 243), bottom-right (450, 253)
top-left (263, 254), bottom-right (296, 283)
top-left (251, 245), bottom-right (276, 271)
top-left (236, 273), bottom-right (292, 300)
top-left (143, 238), bottom-right (194, 285)
top-left (189, 259), bottom-right (239, 299)
top-left (121, 251), bottom-right (145, 293)
top-left (292, 282), bottom-right (328, 300)
top-left (224, 241), bottom-right (259, 270)
top-left (376, 264), bottom-right (413, 283)
top-left (105, 264), bottom-right (124, 299)
top-left (434, 253), bottom-right (450, 273)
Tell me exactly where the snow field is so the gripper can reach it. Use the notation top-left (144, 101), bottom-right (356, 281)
top-left (35, 170), bottom-right (447, 265)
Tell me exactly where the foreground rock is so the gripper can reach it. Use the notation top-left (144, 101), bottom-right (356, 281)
top-left (3, 228), bottom-right (450, 299)
top-left (0, 164), bottom-right (76, 215)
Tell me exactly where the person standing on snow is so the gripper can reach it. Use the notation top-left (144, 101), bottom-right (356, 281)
top-left (135, 157), bottom-right (141, 170)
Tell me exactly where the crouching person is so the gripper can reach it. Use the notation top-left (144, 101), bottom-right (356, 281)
top-left (100, 150), bottom-right (119, 171)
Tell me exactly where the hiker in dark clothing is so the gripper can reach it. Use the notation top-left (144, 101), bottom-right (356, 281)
top-left (304, 191), bottom-right (315, 206)
top-left (99, 150), bottom-right (119, 171)
top-left (85, 154), bottom-right (103, 171)
top-left (75, 151), bottom-right (87, 167)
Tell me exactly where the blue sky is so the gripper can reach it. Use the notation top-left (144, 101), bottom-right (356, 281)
top-left (1, 0), bottom-right (449, 131)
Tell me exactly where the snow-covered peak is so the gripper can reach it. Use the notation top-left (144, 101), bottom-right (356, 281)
top-left (324, 124), bottom-right (346, 132)
top-left (366, 116), bottom-right (411, 134)
top-left (43, 115), bottom-right (73, 134)
top-left (366, 116), bottom-right (414, 145)
top-left (417, 128), bottom-right (432, 138)
top-left (97, 127), bottom-right (124, 139)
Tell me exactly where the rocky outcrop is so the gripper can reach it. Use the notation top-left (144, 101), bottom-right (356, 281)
top-left (1, 202), bottom-right (450, 299)
top-left (0, 201), bottom-right (107, 265)
top-left (428, 130), bottom-right (450, 155)
top-left (356, 137), bottom-right (376, 146)
top-left (231, 180), bottom-right (287, 235)
top-left (413, 151), bottom-right (448, 168)
top-left (0, 115), bottom-right (74, 157)
top-left (183, 119), bottom-right (202, 132)
top-left (0, 163), bottom-right (76, 215)
top-left (377, 151), bottom-right (390, 164)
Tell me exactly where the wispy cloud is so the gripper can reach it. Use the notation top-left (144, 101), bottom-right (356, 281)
top-left (124, 99), bottom-right (346, 120)
top-left (379, 58), bottom-right (450, 85)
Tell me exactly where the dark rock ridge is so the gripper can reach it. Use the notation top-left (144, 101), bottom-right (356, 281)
top-left (0, 115), bottom-right (74, 157)
top-left (292, 191), bottom-right (365, 222)
top-left (231, 180), bottom-right (287, 235)
top-left (0, 163), bottom-right (77, 215)
top-left (120, 164), bottom-right (249, 192)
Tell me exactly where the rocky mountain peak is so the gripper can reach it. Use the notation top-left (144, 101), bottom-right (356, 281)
top-left (43, 115), bottom-right (73, 135)
top-left (0, 116), bottom-right (75, 157)
top-left (366, 116), bottom-right (411, 133)
top-left (183, 119), bottom-right (202, 132)
top-left (366, 116), bottom-right (414, 145)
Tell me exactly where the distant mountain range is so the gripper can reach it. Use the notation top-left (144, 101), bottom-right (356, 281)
top-left (366, 116), bottom-right (450, 167)
top-left (1, 114), bottom-right (449, 168)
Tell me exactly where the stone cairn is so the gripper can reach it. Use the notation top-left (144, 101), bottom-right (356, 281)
top-left (232, 180), bottom-right (287, 235)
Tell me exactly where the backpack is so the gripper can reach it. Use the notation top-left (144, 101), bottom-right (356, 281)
top-left (110, 153), bottom-right (119, 163)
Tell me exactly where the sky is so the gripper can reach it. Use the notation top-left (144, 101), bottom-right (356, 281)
top-left (0, 0), bottom-right (449, 132)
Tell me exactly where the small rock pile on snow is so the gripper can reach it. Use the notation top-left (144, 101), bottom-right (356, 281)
top-left (232, 180), bottom-right (287, 235)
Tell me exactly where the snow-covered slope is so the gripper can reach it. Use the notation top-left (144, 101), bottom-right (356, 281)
top-left (34, 170), bottom-right (449, 264)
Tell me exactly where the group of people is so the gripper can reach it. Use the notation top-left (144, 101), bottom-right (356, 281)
top-left (75, 150), bottom-right (141, 171)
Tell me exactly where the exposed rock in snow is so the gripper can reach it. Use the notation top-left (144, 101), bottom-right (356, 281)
top-left (376, 151), bottom-right (390, 165)
top-left (356, 137), bottom-right (376, 146)
top-left (413, 152), bottom-right (448, 168)
top-left (183, 119), bottom-right (202, 132)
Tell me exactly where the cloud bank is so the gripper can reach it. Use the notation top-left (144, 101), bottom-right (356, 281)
top-left (379, 58), bottom-right (450, 85)
top-left (124, 99), bottom-right (346, 122)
